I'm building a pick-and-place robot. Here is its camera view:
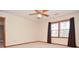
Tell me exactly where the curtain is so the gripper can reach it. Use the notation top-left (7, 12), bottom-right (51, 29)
top-left (68, 17), bottom-right (76, 47)
top-left (47, 22), bottom-right (51, 43)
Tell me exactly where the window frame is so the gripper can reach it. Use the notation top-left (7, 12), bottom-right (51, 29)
top-left (51, 20), bottom-right (70, 38)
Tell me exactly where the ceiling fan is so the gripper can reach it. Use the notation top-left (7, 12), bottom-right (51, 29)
top-left (29, 10), bottom-right (49, 19)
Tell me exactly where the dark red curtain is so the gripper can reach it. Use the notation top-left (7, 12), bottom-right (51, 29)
top-left (47, 22), bottom-right (51, 43)
top-left (68, 17), bottom-right (76, 47)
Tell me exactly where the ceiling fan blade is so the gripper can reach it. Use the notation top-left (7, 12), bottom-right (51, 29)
top-left (29, 13), bottom-right (39, 15)
top-left (43, 10), bottom-right (48, 12)
top-left (42, 14), bottom-right (49, 17)
top-left (34, 10), bottom-right (41, 13)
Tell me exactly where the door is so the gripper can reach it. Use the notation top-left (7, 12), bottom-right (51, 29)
top-left (0, 17), bottom-right (5, 47)
top-left (0, 25), bottom-right (4, 47)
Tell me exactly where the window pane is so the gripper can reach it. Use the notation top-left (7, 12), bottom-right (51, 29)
top-left (51, 30), bottom-right (58, 37)
top-left (60, 29), bottom-right (69, 37)
top-left (51, 23), bottom-right (58, 30)
top-left (60, 21), bottom-right (70, 37)
top-left (51, 23), bottom-right (58, 37)
top-left (60, 21), bottom-right (70, 29)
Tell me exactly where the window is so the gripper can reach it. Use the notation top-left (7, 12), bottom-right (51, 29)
top-left (51, 23), bottom-right (58, 37)
top-left (60, 21), bottom-right (70, 37)
top-left (51, 20), bottom-right (70, 38)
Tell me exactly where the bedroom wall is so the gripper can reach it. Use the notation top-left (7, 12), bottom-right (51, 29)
top-left (0, 12), bottom-right (39, 46)
top-left (38, 12), bottom-right (79, 46)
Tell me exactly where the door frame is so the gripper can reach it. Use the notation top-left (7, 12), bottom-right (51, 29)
top-left (0, 16), bottom-right (6, 47)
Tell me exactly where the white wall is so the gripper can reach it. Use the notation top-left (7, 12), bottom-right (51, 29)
top-left (0, 12), bottom-right (39, 46)
top-left (38, 12), bottom-right (79, 46)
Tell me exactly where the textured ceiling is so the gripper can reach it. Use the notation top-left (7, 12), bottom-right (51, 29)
top-left (0, 10), bottom-right (79, 19)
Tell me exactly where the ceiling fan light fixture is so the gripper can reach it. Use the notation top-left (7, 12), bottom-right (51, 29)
top-left (37, 14), bottom-right (42, 18)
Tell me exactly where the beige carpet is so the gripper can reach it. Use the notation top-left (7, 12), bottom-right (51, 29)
top-left (8, 42), bottom-right (69, 48)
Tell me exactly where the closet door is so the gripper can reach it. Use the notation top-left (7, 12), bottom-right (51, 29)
top-left (0, 17), bottom-right (5, 47)
top-left (0, 25), bottom-right (4, 43)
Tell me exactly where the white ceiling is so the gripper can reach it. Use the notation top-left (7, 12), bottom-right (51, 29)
top-left (0, 10), bottom-right (79, 19)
